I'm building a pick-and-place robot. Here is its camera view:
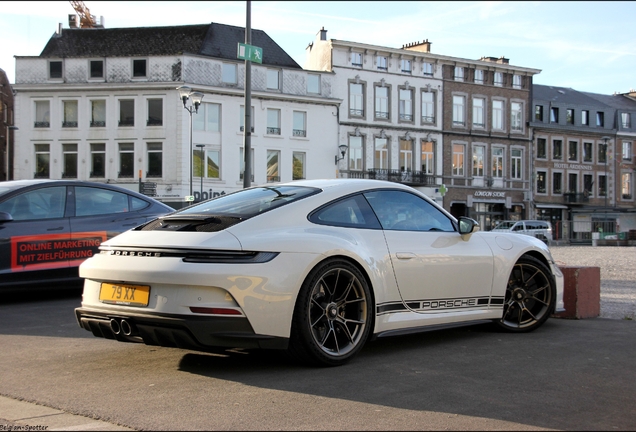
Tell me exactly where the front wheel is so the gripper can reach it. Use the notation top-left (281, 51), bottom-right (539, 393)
top-left (497, 256), bottom-right (556, 332)
top-left (288, 259), bottom-right (373, 367)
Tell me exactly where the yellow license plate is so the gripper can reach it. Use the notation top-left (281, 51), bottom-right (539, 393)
top-left (99, 283), bottom-right (150, 307)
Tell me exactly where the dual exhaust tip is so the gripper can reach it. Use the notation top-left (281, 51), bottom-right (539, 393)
top-left (110, 318), bottom-right (137, 336)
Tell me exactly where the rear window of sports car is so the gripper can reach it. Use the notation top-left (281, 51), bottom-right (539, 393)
top-left (176, 185), bottom-right (320, 218)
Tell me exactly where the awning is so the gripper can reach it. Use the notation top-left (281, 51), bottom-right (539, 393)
top-left (535, 203), bottom-right (568, 209)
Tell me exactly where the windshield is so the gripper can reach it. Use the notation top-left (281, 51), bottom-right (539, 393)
top-left (494, 221), bottom-right (516, 229)
top-left (175, 185), bottom-right (320, 218)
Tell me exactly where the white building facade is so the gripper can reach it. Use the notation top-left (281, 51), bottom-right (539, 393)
top-left (12, 23), bottom-right (340, 208)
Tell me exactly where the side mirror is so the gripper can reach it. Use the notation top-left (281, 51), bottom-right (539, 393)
top-left (0, 212), bottom-right (14, 223)
top-left (458, 217), bottom-right (479, 235)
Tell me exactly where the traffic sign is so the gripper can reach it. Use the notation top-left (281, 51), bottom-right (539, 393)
top-left (237, 43), bottom-right (263, 64)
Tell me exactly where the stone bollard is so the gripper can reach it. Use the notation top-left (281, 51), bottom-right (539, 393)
top-left (553, 266), bottom-right (600, 319)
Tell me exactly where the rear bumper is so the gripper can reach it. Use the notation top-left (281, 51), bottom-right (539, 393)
top-left (75, 307), bottom-right (288, 351)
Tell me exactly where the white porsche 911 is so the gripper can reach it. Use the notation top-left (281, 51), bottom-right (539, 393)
top-left (76, 179), bottom-right (564, 366)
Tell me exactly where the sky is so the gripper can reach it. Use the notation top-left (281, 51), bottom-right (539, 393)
top-left (1, 1), bottom-right (635, 95)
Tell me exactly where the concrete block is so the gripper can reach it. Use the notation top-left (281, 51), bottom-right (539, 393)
top-left (554, 266), bottom-right (600, 319)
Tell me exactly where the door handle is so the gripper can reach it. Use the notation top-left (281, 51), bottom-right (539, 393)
top-left (47, 226), bottom-right (65, 231)
top-left (396, 252), bottom-right (416, 260)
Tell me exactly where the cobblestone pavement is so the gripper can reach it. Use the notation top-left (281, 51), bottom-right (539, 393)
top-left (549, 245), bottom-right (636, 320)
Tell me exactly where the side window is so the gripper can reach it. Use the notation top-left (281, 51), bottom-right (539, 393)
top-left (0, 187), bottom-right (66, 221)
top-left (131, 196), bottom-right (150, 211)
top-left (309, 195), bottom-right (380, 229)
top-left (512, 223), bottom-right (523, 232)
top-left (75, 187), bottom-right (130, 216)
top-left (363, 190), bottom-right (454, 232)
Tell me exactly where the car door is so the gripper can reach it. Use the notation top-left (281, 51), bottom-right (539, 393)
top-left (363, 190), bottom-right (495, 314)
top-left (0, 185), bottom-right (71, 281)
top-left (69, 186), bottom-right (150, 261)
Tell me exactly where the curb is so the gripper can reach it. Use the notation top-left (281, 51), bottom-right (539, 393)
top-left (0, 395), bottom-right (134, 431)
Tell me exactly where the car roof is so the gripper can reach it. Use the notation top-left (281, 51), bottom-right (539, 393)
top-left (0, 180), bottom-right (172, 208)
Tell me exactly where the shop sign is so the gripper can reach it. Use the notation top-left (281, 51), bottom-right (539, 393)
top-left (474, 191), bottom-right (506, 198)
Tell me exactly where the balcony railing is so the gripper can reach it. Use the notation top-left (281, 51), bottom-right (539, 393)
top-left (119, 120), bottom-right (134, 127)
top-left (564, 192), bottom-right (589, 203)
top-left (344, 169), bottom-right (436, 186)
top-left (34, 122), bottom-right (50, 128)
top-left (90, 120), bottom-right (106, 127)
top-left (62, 121), bottom-right (78, 128)
top-left (267, 127), bottom-right (281, 135)
top-left (147, 119), bottom-right (163, 126)
top-left (292, 129), bottom-right (306, 137)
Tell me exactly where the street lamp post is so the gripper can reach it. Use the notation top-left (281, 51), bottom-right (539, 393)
top-left (177, 86), bottom-right (204, 204)
top-left (195, 144), bottom-right (205, 202)
top-left (6, 125), bottom-right (18, 181)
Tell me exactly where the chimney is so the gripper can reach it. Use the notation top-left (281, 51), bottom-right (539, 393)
top-left (402, 39), bottom-right (432, 53)
top-left (68, 14), bottom-right (78, 28)
top-left (480, 56), bottom-right (509, 64)
top-left (56, 23), bottom-right (63, 36)
top-left (318, 27), bottom-right (327, 41)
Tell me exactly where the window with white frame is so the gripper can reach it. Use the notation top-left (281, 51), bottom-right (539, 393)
top-left (421, 139), bottom-right (434, 175)
top-left (582, 110), bottom-right (589, 126)
top-left (511, 148), bottom-right (522, 179)
top-left (568, 173), bottom-right (578, 193)
top-left (222, 63), bottom-right (237, 84)
top-left (537, 138), bottom-right (547, 159)
top-left (622, 112), bottom-right (631, 128)
top-left (452, 95), bottom-right (465, 126)
top-left (34, 100), bottom-right (50, 128)
top-left (90, 100), bottom-right (106, 127)
top-left (49, 61), bottom-right (62, 79)
top-left (492, 147), bottom-right (503, 178)
top-left (118, 143), bottom-right (135, 178)
top-left (399, 88), bottom-right (413, 121)
top-left (472, 98), bottom-right (485, 127)
top-left (147, 143), bottom-right (162, 177)
top-left (62, 100), bottom-right (78, 128)
top-left (454, 66), bottom-right (464, 81)
top-left (472, 145), bottom-right (484, 177)
top-left (266, 108), bottom-right (281, 135)
top-left (553, 139), bottom-right (563, 160)
top-left (375, 86), bottom-right (389, 119)
top-left (474, 69), bottom-right (484, 84)
top-left (492, 100), bottom-right (504, 130)
top-left (132, 59), bottom-right (146, 77)
top-left (147, 98), bottom-right (163, 126)
top-left (194, 103), bottom-right (221, 132)
top-left (568, 140), bottom-right (578, 161)
top-left (90, 60), bottom-right (103, 79)
top-left (195, 146), bottom-right (220, 179)
top-left (376, 56), bottom-right (387, 70)
top-left (623, 141), bottom-right (633, 160)
top-left (511, 102), bottom-right (522, 131)
top-left (374, 137), bottom-right (389, 169)
top-left (34, 144), bottom-right (50, 178)
top-left (119, 99), bottom-right (134, 127)
top-left (566, 108), bottom-right (574, 125)
top-left (622, 172), bottom-right (633, 199)
top-left (266, 150), bottom-right (280, 182)
top-left (239, 105), bottom-right (254, 132)
top-left (422, 62), bottom-right (433, 76)
top-left (494, 72), bottom-right (503, 86)
top-left (513, 75), bottom-right (522, 89)
top-left (292, 152), bottom-right (305, 180)
top-left (90, 143), bottom-right (105, 178)
top-left (307, 74), bottom-right (320, 94)
top-left (348, 135), bottom-right (364, 171)
top-left (584, 174), bottom-right (593, 197)
top-left (399, 138), bottom-right (413, 172)
top-left (553, 172), bottom-right (562, 194)
top-left (596, 111), bottom-right (604, 127)
top-left (349, 82), bottom-right (364, 117)
top-left (536, 171), bottom-right (547, 194)
top-left (267, 69), bottom-right (280, 90)
top-left (62, 144), bottom-right (77, 178)
top-left (598, 174), bottom-right (607, 197)
top-left (400, 59), bottom-right (412, 74)
top-left (584, 142), bottom-right (593, 162)
top-left (453, 144), bottom-right (465, 176)
top-left (421, 91), bottom-right (435, 123)
top-left (293, 111), bottom-right (306, 137)
top-left (351, 52), bottom-right (362, 67)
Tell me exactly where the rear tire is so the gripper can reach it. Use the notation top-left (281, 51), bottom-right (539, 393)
top-left (288, 258), bottom-right (373, 367)
top-left (497, 256), bottom-right (556, 333)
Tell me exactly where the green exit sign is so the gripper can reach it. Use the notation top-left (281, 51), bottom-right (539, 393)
top-left (237, 43), bottom-right (263, 64)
